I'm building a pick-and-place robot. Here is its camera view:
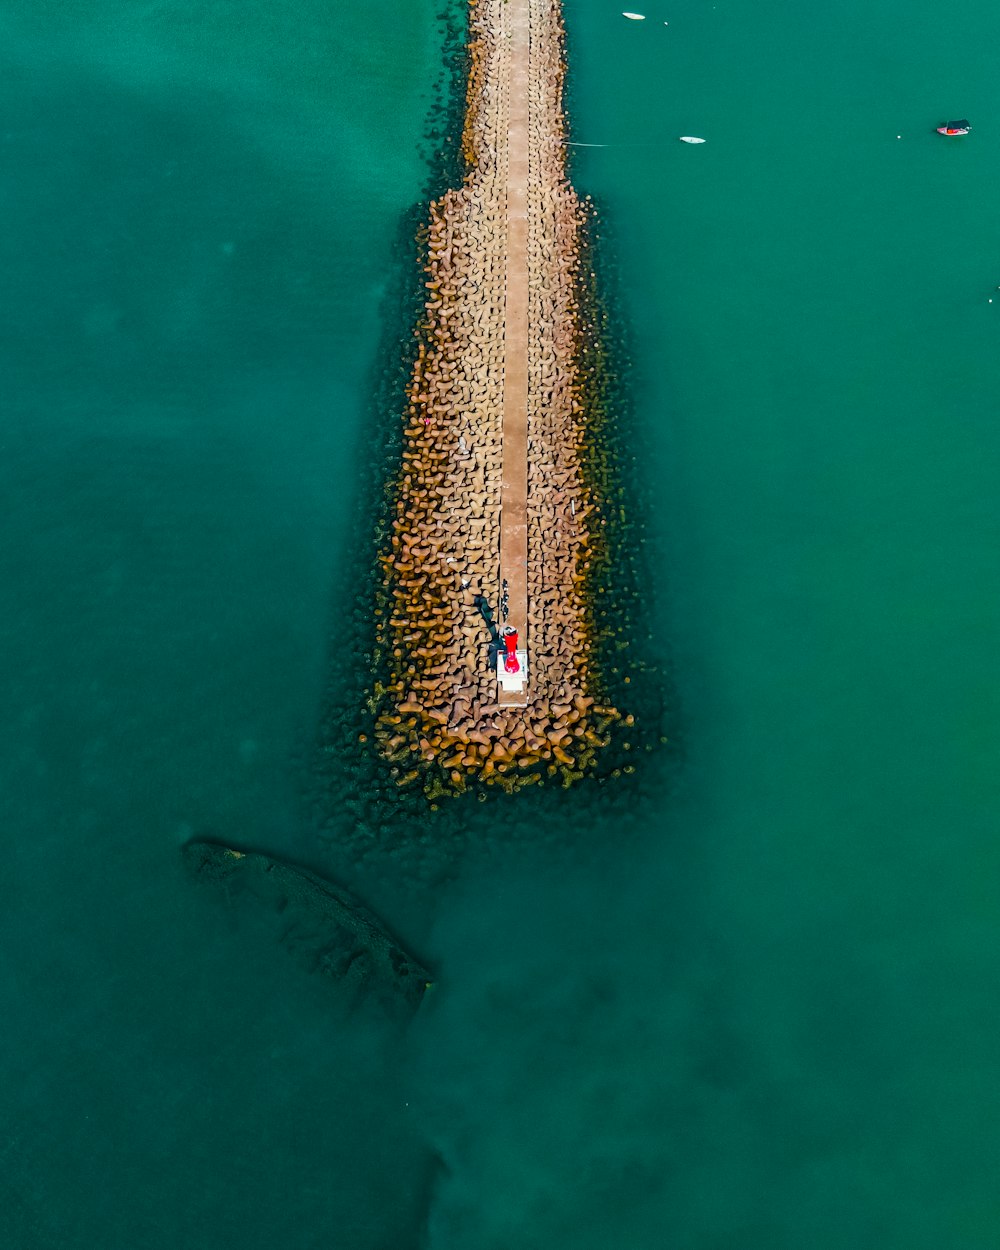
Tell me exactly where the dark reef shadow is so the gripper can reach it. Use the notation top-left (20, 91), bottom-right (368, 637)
top-left (575, 193), bottom-right (687, 773)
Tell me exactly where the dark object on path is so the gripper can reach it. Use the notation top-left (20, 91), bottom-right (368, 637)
top-left (183, 839), bottom-right (432, 1012)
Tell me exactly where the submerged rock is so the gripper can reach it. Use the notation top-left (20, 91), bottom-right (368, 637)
top-left (183, 839), bottom-right (432, 1013)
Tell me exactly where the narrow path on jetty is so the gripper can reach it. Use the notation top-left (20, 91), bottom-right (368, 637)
top-left (370, 0), bottom-right (627, 796)
top-left (498, 0), bottom-right (530, 708)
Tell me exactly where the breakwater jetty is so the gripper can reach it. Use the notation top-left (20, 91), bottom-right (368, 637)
top-left (369, 0), bottom-right (633, 798)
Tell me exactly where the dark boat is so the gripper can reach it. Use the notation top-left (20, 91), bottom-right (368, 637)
top-left (937, 119), bottom-right (971, 136)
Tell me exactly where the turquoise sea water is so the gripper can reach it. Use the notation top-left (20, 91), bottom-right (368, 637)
top-left (3, 0), bottom-right (1000, 1246)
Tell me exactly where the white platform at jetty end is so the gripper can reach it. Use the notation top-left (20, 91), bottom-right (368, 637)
top-left (496, 650), bottom-right (528, 705)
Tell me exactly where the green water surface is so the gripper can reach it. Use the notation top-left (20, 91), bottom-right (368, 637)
top-left (2, 0), bottom-right (999, 1246)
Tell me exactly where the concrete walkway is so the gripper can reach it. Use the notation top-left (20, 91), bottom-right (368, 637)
top-left (498, 0), bottom-right (530, 706)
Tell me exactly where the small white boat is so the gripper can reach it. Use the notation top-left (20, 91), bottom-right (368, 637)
top-left (679, 136), bottom-right (706, 144)
top-left (936, 119), bottom-right (971, 136)
top-left (622, 12), bottom-right (646, 19)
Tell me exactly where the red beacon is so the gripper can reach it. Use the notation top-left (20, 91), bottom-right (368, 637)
top-left (502, 627), bottom-right (520, 674)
